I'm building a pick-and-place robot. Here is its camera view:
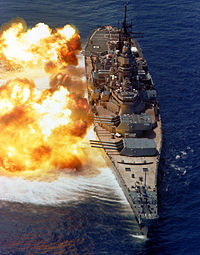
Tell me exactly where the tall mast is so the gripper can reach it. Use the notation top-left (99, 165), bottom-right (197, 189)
top-left (123, 4), bottom-right (128, 34)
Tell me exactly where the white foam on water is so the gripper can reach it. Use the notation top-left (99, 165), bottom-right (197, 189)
top-left (130, 234), bottom-right (148, 241)
top-left (170, 163), bottom-right (186, 172)
top-left (0, 167), bottom-right (129, 205)
top-left (180, 151), bottom-right (187, 156)
top-left (175, 150), bottom-right (188, 160)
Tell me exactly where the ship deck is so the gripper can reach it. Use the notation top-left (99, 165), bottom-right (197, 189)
top-left (93, 104), bottom-right (162, 193)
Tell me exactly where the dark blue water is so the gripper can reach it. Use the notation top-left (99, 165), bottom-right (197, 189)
top-left (0, 0), bottom-right (199, 254)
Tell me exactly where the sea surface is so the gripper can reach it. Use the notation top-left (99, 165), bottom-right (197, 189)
top-left (0, 0), bottom-right (199, 254)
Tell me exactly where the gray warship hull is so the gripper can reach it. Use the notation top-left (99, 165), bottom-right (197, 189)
top-left (84, 10), bottom-right (162, 236)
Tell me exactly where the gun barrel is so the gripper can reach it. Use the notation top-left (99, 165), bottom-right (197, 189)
top-left (94, 116), bottom-right (119, 119)
top-left (90, 143), bottom-right (117, 148)
top-left (94, 118), bottom-right (113, 122)
top-left (94, 121), bottom-right (114, 125)
top-left (90, 140), bottom-right (122, 145)
top-left (94, 120), bottom-right (113, 122)
top-left (93, 116), bottom-right (114, 119)
top-left (91, 146), bottom-right (119, 150)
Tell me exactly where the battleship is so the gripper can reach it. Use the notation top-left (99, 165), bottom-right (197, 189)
top-left (84, 6), bottom-right (162, 236)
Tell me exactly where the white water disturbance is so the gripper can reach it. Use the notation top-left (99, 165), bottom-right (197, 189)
top-left (0, 167), bottom-right (128, 205)
top-left (130, 234), bottom-right (149, 241)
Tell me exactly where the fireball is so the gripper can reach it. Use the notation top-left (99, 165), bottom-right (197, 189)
top-left (0, 18), bottom-right (81, 69)
top-left (0, 78), bottom-right (90, 174)
top-left (0, 19), bottom-right (103, 180)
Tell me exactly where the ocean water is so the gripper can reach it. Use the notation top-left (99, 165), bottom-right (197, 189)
top-left (0, 0), bottom-right (199, 254)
